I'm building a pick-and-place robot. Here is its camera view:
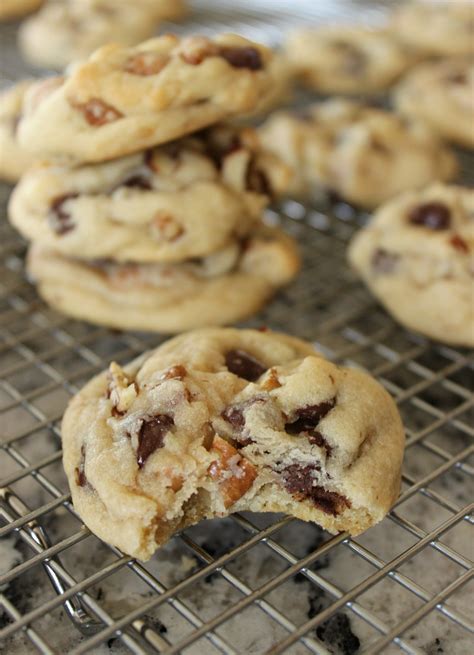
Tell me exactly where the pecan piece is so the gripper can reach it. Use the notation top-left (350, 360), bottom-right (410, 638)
top-left (208, 436), bottom-right (257, 508)
top-left (124, 53), bottom-right (169, 76)
top-left (72, 97), bottom-right (123, 126)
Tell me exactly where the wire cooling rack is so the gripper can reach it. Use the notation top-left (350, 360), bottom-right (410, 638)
top-left (1, 2), bottom-right (473, 654)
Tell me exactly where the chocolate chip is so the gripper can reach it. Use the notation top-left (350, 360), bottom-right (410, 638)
top-left (371, 248), bottom-right (399, 274)
top-left (282, 464), bottom-right (350, 515)
top-left (246, 163), bottom-right (271, 196)
top-left (49, 193), bottom-right (79, 235)
top-left (72, 98), bottom-right (123, 126)
top-left (120, 174), bottom-right (152, 190)
top-left (74, 445), bottom-right (87, 487)
top-left (409, 202), bottom-right (451, 230)
top-left (219, 46), bottom-right (262, 70)
top-left (446, 72), bottom-right (466, 84)
top-left (222, 405), bottom-right (245, 429)
top-left (224, 349), bottom-right (267, 381)
top-left (286, 401), bottom-right (335, 454)
top-left (450, 234), bottom-right (469, 253)
top-left (137, 415), bottom-right (174, 468)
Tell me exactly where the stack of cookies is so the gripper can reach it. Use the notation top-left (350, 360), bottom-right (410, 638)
top-left (9, 33), bottom-right (300, 333)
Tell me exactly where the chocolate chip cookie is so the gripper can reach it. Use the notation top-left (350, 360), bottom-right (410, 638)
top-left (62, 327), bottom-right (405, 559)
top-left (9, 125), bottom-right (291, 262)
top-left (391, 1), bottom-right (474, 57)
top-left (348, 184), bottom-right (474, 346)
top-left (285, 26), bottom-right (414, 95)
top-left (18, 34), bottom-right (276, 164)
top-left (27, 225), bottom-right (300, 332)
top-left (258, 99), bottom-right (458, 208)
top-left (395, 58), bottom-right (474, 149)
top-left (0, 80), bottom-right (36, 184)
top-left (18, 0), bottom-right (161, 71)
top-left (0, 0), bottom-right (41, 20)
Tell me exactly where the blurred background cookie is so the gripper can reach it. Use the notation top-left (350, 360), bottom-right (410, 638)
top-left (391, 1), bottom-right (474, 57)
top-left (285, 26), bottom-right (415, 95)
top-left (259, 99), bottom-right (458, 207)
top-left (395, 57), bottom-right (474, 149)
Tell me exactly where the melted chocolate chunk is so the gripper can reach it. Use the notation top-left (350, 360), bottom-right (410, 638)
top-left (286, 401), bottom-right (335, 454)
top-left (49, 193), bottom-right (79, 235)
top-left (371, 248), bottom-right (399, 274)
top-left (219, 46), bottom-right (262, 70)
top-left (446, 71), bottom-right (466, 84)
top-left (225, 349), bottom-right (267, 381)
top-left (137, 415), bottom-right (174, 468)
top-left (409, 202), bottom-right (451, 230)
top-left (222, 405), bottom-right (245, 429)
top-left (332, 40), bottom-right (367, 76)
top-left (120, 174), bottom-right (152, 190)
top-left (282, 464), bottom-right (349, 516)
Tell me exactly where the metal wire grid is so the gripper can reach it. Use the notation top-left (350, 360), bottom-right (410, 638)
top-left (0, 2), bottom-right (473, 654)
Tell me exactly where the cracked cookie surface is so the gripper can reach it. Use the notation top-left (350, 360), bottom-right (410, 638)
top-left (27, 225), bottom-right (300, 332)
top-left (62, 327), bottom-right (405, 559)
top-left (258, 99), bottom-right (457, 208)
top-left (9, 125), bottom-right (290, 262)
top-left (348, 184), bottom-right (474, 346)
top-left (18, 33), bottom-right (276, 163)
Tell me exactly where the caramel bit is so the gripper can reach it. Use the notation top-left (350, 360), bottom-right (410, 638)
top-left (124, 53), bottom-right (169, 76)
top-left (137, 415), bottom-right (174, 468)
top-left (208, 436), bottom-right (257, 508)
top-left (160, 364), bottom-right (187, 381)
top-left (107, 362), bottom-right (138, 416)
top-left (261, 368), bottom-right (281, 391)
top-left (72, 97), bottom-right (123, 126)
top-left (150, 211), bottom-right (184, 242)
top-left (450, 234), bottom-right (469, 253)
top-left (281, 464), bottom-right (350, 516)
